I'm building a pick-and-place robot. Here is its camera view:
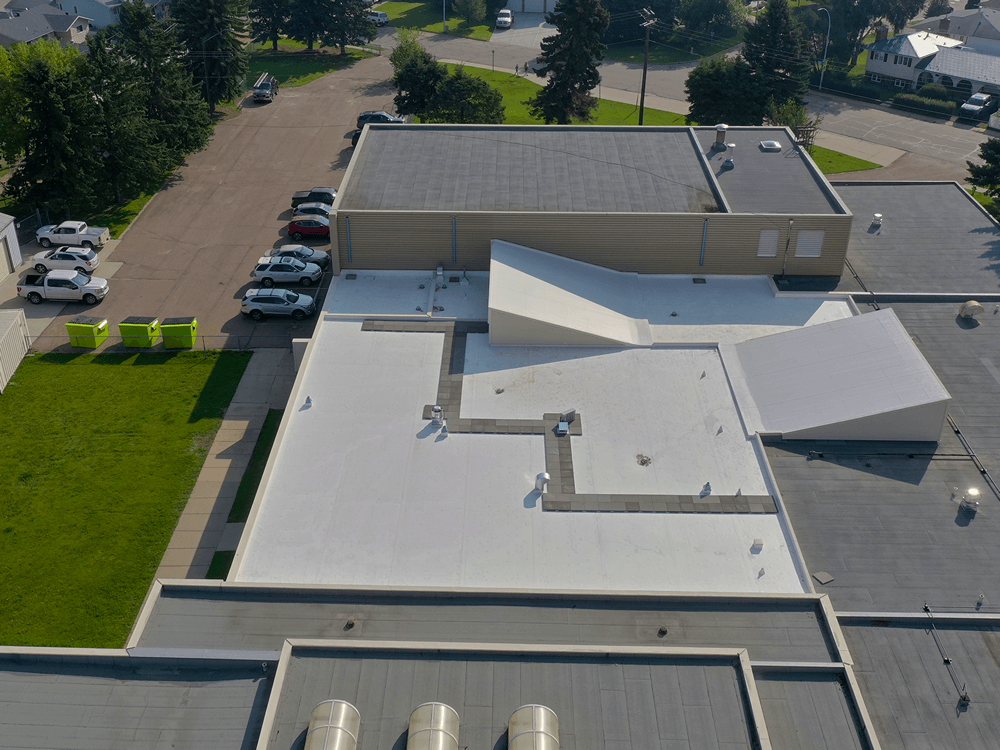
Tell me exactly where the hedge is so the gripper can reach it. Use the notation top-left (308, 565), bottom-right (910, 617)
top-left (891, 93), bottom-right (956, 117)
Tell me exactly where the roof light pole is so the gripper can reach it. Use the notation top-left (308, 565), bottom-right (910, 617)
top-left (817, 8), bottom-right (831, 92)
top-left (638, 8), bottom-right (656, 126)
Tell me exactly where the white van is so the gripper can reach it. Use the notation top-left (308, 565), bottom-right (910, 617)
top-left (368, 10), bottom-right (389, 25)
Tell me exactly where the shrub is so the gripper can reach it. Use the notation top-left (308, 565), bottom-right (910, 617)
top-left (917, 82), bottom-right (949, 100)
top-left (891, 93), bottom-right (956, 117)
top-left (811, 69), bottom-right (886, 102)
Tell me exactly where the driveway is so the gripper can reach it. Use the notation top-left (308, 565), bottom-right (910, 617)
top-left (26, 53), bottom-right (399, 352)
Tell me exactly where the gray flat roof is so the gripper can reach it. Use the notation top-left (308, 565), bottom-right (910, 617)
top-left (135, 587), bottom-right (838, 663)
top-left (270, 647), bottom-right (754, 750)
top-left (342, 126), bottom-right (718, 213)
top-left (0, 658), bottom-right (269, 750)
top-left (340, 125), bottom-right (843, 216)
top-left (833, 182), bottom-right (1000, 293)
top-left (694, 127), bottom-right (846, 215)
top-left (843, 621), bottom-right (1000, 750)
top-left (754, 671), bottom-right (866, 750)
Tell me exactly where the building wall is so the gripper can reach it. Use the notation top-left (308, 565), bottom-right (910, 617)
top-left (865, 53), bottom-right (920, 88)
top-left (335, 211), bottom-right (852, 276)
top-left (57, 0), bottom-right (113, 28)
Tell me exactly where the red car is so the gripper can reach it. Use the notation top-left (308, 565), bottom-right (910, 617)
top-left (287, 215), bottom-right (330, 241)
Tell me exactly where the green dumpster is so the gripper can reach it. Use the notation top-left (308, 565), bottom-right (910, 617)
top-left (119, 316), bottom-right (159, 348)
top-left (66, 315), bottom-right (109, 348)
top-left (160, 317), bottom-right (198, 349)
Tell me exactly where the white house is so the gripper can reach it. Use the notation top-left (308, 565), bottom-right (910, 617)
top-left (0, 213), bottom-right (24, 286)
top-left (52, 0), bottom-right (166, 29)
top-left (864, 30), bottom-right (962, 90)
top-left (913, 8), bottom-right (1000, 56)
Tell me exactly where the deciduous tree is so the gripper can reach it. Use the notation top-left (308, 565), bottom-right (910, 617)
top-left (827, 0), bottom-right (925, 66)
top-left (389, 27), bottom-right (431, 76)
top-left (528, 0), bottom-right (610, 124)
top-left (286, 0), bottom-right (374, 52)
top-left (677, 0), bottom-right (745, 34)
top-left (250, 0), bottom-right (291, 50)
top-left (452, 0), bottom-right (486, 25)
top-left (968, 139), bottom-right (1000, 202)
top-left (393, 59), bottom-right (447, 116)
top-left (425, 67), bottom-right (504, 123)
top-left (685, 56), bottom-right (766, 125)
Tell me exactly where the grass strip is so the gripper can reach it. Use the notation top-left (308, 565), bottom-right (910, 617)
top-left (380, 1), bottom-right (494, 40)
top-left (227, 408), bottom-right (284, 523)
top-left (0, 350), bottom-right (251, 647)
top-left (249, 48), bottom-right (373, 88)
top-left (808, 145), bottom-right (880, 174)
top-left (86, 190), bottom-right (157, 239)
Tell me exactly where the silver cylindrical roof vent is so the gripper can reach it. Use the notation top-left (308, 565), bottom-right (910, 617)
top-left (306, 700), bottom-right (361, 750)
top-left (407, 702), bottom-right (459, 750)
top-left (508, 704), bottom-right (559, 750)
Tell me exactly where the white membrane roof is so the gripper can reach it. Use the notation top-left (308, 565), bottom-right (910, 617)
top-left (732, 308), bottom-right (951, 441)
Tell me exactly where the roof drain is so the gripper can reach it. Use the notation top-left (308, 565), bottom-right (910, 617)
top-left (408, 702), bottom-right (459, 750)
top-left (306, 700), bottom-right (361, 750)
top-left (509, 704), bottom-right (559, 750)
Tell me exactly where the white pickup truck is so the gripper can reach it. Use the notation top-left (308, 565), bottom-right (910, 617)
top-left (16, 270), bottom-right (109, 305)
top-left (36, 220), bottom-right (110, 249)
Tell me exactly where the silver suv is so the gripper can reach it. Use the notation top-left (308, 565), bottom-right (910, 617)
top-left (251, 256), bottom-right (323, 287)
top-left (241, 288), bottom-right (316, 321)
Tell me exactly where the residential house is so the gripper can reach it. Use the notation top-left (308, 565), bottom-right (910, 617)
top-left (52, 0), bottom-right (167, 28)
top-left (0, 0), bottom-right (90, 45)
top-left (913, 7), bottom-right (1000, 55)
top-left (863, 30), bottom-right (962, 90)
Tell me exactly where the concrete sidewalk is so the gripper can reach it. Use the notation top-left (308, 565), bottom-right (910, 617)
top-left (156, 347), bottom-right (295, 579)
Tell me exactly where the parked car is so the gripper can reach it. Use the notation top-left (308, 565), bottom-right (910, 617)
top-left (291, 187), bottom-right (337, 208)
top-left (17, 270), bottom-right (109, 304)
top-left (36, 221), bottom-right (110, 249)
top-left (287, 215), bottom-right (330, 241)
top-left (292, 202), bottom-right (331, 219)
top-left (356, 110), bottom-right (404, 128)
top-left (496, 9), bottom-right (513, 27)
top-left (959, 93), bottom-right (998, 120)
top-left (367, 10), bottom-right (389, 25)
top-left (241, 288), bottom-right (316, 321)
top-left (32, 246), bottom-right (100, 274)
top-left (350, 129), bottom-right (363, 147)
top-left (251, 257), bottom-right (323, 287)
top-left (267, 244), bottom-right (331, 269)
top-left (253, 72), bottom-right (279, 103)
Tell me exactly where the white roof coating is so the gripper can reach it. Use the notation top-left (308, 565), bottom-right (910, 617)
top-left (732, 308), bottom-right (951, 441)
top-left (236, 318), bottom-right (804, 593)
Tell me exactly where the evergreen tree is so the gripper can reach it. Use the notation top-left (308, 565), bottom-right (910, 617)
top-left (742, 0), bottom-right (810, 105)
top-left (114, 0), bottom-right (211, 162)
top-left (528, 0), bottom-right (609, 124)
top-left (84, 30), bottom-right (167, 206)
top-left (827, 0), bottom-right (925, 66)
top-left (968, 140), bottom-right (1000, 203)
top-left (286, 0), bottom-right (374, 52)
top-left (684, 57), bottom-right (767, 126)
top-left (6, 55), bottom-right (102, 216)
top-left (425, 67), bottom-right (504, 123)
top-left (250, 0), bottom-right (291, 50)
top-left (389, 27), bottom-right (432, 78)
top-left (171, 0), bottom-right (249, 112)
top-left (677, 0), bottom-right (744, 34)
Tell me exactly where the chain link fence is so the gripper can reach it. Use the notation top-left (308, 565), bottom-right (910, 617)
top-left (13, 209), bottom-right (50, 247)
top-left (29, 333), bottom-right (298, 353)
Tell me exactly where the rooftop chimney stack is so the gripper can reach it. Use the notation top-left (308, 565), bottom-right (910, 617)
top-left (714, 124), bottom-right (729, 151)
top-left (876, 26), bottom-right (888, 42)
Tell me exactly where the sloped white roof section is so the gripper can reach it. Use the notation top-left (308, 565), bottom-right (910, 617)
top-left (488, 240), bottom-right (652, 346)
top-left (733, 309), bottom-right (950, 441)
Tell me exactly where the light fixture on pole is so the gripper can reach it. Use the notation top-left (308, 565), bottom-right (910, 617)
top-left (817, 8), bottom-right (831, 92)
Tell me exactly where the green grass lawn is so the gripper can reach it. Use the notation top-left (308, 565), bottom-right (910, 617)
top-left (808, 145), bottom-right (880, 174)
top-left (0, 351), bottom-right (251, 647)
top-left (249, 47), bottom-right (373, 88)
top-left (605, 27), bottom-right (745, 65)
top-left (380, 2), bottom-right (493, 40)
top-left (443, 65), bottom-right (686, 125)
top-left (969, 189), bottom-right (1000, 220)
top-left (86, 190), bottom-right (157, 239)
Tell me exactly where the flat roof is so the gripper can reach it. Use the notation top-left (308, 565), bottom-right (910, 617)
top-left (0, 657), bottom-right (268, 750)
top-left (834, 182), bottom-right (1000, 293)
top-left (269, 646), bottom-right (756, 750)
top-left (339, 125), bottom-right (844, 216)
top-left (134, 586), bottom-right (840, 663)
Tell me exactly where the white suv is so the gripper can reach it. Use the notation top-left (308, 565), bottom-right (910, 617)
top-left (32, 246), bottom-right (101, 274)
top-left (251, 257), bottom-right (323, 287)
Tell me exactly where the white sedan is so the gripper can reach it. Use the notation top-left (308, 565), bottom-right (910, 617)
top-left (32, 246), bottom-right (101, 274)
top-left (497, 9), bottom-right (513, 27)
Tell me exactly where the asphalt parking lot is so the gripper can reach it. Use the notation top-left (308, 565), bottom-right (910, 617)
top-left (24, 52), bottom-right (399, 351)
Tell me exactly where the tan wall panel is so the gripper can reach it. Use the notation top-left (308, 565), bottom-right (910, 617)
top-left (337, 211), bottom-right (850, 276)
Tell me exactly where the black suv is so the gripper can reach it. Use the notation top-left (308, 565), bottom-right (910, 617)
top-left (356, 111), bottom-right (405, 129)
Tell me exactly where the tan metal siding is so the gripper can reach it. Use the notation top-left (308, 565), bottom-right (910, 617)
top-left (337, 211), bottom-right (850, 276)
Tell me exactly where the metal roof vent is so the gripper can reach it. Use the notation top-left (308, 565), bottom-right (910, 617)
top-left (509, 704), bottom-right (559, 750)
top-left (959, 300), bottom-right (984, 318)
top-left (722, 143), bottom-right (736, 170)
top-left (960, 488), bottom-right (981, 516)
top-left (713, 123), bottom-right (728, 150)
top-left (408, 702), bottom-right (459, 750)
top-left (871, 213), bottom-right (883, 227)
top-left (760, 140), bottom-right (782, 151)
top-left (306, 700), bottom-right (360, 750)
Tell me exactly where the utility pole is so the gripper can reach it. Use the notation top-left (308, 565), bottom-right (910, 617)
top-left (638, 8), bottom-right (655, 126)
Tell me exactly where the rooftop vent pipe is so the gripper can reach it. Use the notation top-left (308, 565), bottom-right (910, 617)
top-left (871, 213), bottom-right (882, 227)
top-left (960, 300), bottom-right (985, 318)
top-left (306, 700), bottom-right (361, 750)
top-left (713, 124), bottom-right (728, 150)
top-left (408, 702), bottom-right (459, 750)
top-left (509, 704), bottom-right (559, 750)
